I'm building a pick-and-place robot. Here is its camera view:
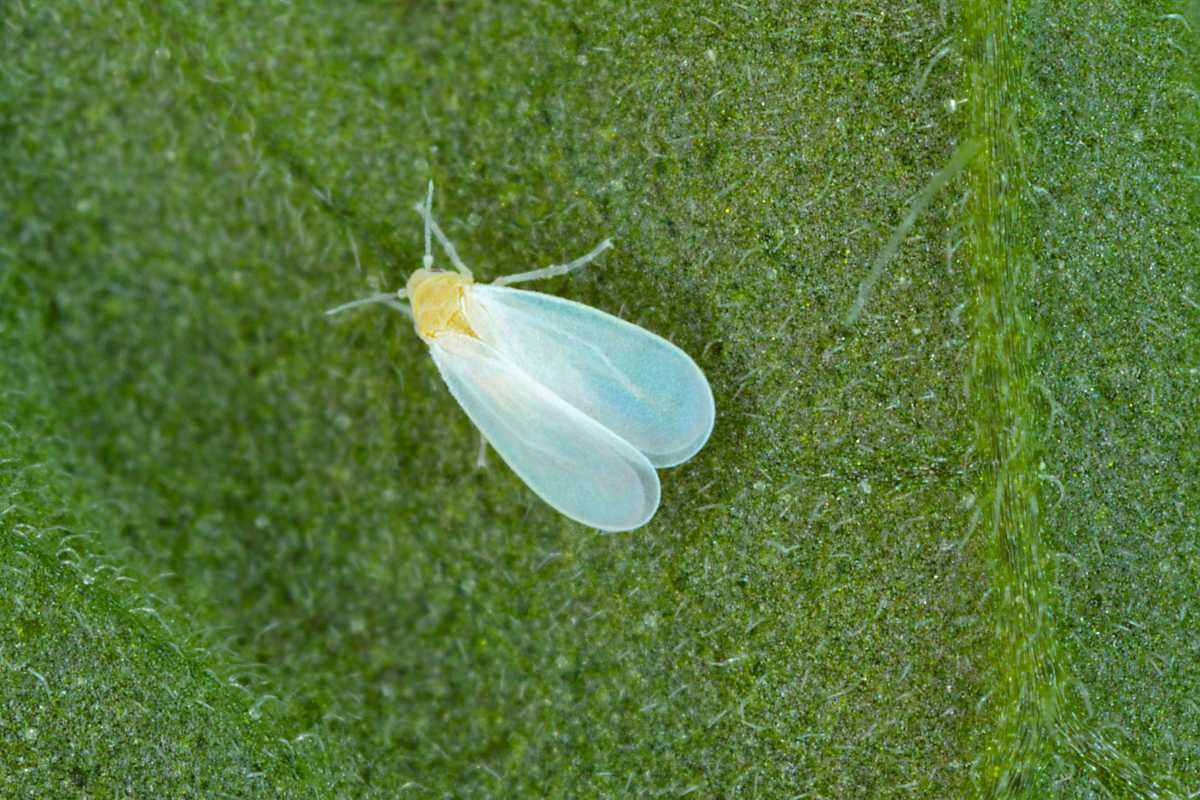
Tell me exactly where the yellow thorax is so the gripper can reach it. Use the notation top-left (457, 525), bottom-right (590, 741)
top-left (406, 269), bottom-right (477, 340)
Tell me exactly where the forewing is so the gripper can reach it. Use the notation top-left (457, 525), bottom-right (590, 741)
top-left (466, 285), bottom-right (714, 467)
top-left (429, 333), bottom-right (660, 532)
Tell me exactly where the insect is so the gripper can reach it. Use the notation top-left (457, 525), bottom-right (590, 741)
top-left (327, 182), bottom-right (714, 531)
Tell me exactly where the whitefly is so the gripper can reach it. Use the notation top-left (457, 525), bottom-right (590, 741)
top-left (327, 182), bottom-right (714, 532)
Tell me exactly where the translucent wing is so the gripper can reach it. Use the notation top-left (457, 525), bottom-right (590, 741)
top-left (429, 332), bottom-right (660, 532)
top-left (465, 285), bottom-right (714, 467)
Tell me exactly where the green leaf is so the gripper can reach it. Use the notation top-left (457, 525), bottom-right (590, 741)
top-left (2, 0), bottom-right (1195, 796)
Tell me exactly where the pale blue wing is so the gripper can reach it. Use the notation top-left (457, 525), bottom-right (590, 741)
top-left (465, 284), bottom-right (714, 467)
top-left (428, 332), bottom-right (660, 532)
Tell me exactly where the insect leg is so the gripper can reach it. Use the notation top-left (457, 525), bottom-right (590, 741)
top-left (475, 430), bottom-right (489, 469)
top-left (325, 289), bottom-right (409, 317)
top-left (492, 238), bottom-right (612, 287)
top-left (383, 298), bottom-right (414, 320)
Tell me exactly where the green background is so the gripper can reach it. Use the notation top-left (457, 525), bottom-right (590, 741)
top-left (1, 0), bottom-right (1195, 797)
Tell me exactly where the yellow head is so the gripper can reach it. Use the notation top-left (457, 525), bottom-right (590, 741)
top-left (405, 269), bottom-right (477, 341)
